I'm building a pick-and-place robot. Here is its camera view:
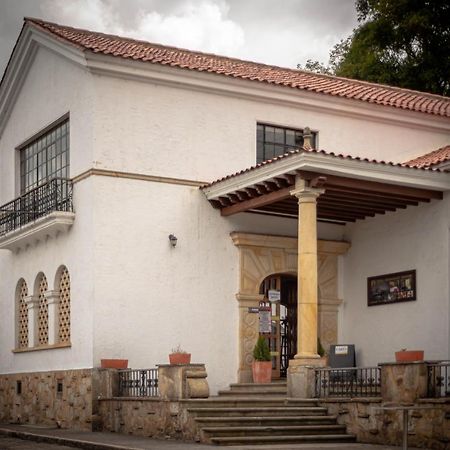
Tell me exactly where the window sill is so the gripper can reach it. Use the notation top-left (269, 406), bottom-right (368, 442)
top-left (0, 211), bottom-right (75, 251)
top-left (12, 342), bottom-right (71, 353)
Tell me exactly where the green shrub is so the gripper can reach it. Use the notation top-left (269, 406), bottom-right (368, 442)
top-left (253, 336), bottom-right (271, 361)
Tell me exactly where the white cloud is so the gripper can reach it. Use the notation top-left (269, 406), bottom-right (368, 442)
top-left (41, 0), bottom-right (245, 56)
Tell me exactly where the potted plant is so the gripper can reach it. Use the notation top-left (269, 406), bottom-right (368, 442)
top-left (169, 345), bottom-right (191, 364)
top-left (395, 348), bottom-right (424, 362)
top-left (318, 338), bottom-right (328, 366)
top-left (252, 336), bottom-right (272, 383)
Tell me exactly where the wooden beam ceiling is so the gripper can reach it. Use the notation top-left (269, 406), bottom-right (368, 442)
top-left (215, 172), bottom-right (443, 222)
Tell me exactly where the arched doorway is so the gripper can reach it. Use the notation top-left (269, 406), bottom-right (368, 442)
top-left (231, 232), bottom-right (350, 383)
top-left (259, 274), bottom-right (297, 378)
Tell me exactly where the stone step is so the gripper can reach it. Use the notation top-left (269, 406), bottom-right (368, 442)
top-left (228, 382), bottom-right (287, 391)
top-left (183, 397), bottom-right (319, 408)
top-left (194, 415), bottom-right (338, 427)
top-left (187, 406), bottom-right (329, 417)
top-left (218, 388), bottom-right (287, 396)
top-left (202, 424), bottom-right (347, 438)
top-left (210, 433), bottom-right (357, 446)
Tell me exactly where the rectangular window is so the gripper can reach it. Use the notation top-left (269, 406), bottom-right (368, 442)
top-left (20, 119), bottom-right (70, 194)
top-left (16, 380), bottom-right (22, 395)
top-left (256, 123), bottom-right (317, 164)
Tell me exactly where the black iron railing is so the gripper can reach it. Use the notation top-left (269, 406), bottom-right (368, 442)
top-left (315, 366), bottom-right (381, 398)
top-left (118, 368), bottom-right (159, 397)
top-left (0, 178), bottom-right (73, 237)
top-left (427, 361), bottom-right (450, 398)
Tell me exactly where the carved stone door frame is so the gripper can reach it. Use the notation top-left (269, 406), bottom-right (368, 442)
top-left (231, 232), bottom-right (350, 382)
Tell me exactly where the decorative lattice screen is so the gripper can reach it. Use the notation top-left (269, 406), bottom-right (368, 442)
top-left (58, 267), bottom-right (71, 343)
top-left (18, 280), bottom-right (28, 348)
top-left (38, 274), bottom-right (48, 345)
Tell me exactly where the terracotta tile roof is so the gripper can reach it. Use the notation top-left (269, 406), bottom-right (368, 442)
top-left (404, 145), bottom-right (450, 168)
top-left (202, 147), bottom-right (443, 188)
top-left (24, 17), bottom-right (450, 118)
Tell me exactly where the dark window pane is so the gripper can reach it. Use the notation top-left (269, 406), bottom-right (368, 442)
top-left (265, 126), bottom-right (275, 143)
top-left (20, 119), bottom-right (69, 193)
top-left (285, 130), bottom-right (296, 146)
top-left (274, 127), bottom-right (284, 144)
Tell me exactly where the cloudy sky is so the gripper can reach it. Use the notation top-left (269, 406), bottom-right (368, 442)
top-left (0, 0), bottom-right (358, 77)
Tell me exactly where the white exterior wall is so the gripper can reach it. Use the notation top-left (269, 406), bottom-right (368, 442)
top-left (341, 194), bottom-right (450, 366)
top-left (0, 47), bottom-right (96, 373)
top-left (91, 71), bottom-right (450, 183)
top-left (90, 174), bottom-right (343, 392)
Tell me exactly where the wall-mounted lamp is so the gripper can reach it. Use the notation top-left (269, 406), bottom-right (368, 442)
top-left (168, 234), bottom-right (178, 247)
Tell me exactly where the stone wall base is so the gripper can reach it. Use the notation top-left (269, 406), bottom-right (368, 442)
top-left (0, 368), bottom-right (116, 431)
top-left (98, 398), bottom-right (199, 441)
top-left (320, 398), bottom-right (450, 450)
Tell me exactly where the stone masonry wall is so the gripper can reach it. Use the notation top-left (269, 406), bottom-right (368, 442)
top-left (0, 368), bottom-right (117, 431)
top-left (320, 398), bottom-right (450, 450)
top-left (98, 399), bottom-right (199, 441)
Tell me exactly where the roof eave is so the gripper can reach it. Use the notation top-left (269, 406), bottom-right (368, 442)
top-left (0, 22), bottom-right (86, 139)
top-left (202, 152), bottom-right (450, 200)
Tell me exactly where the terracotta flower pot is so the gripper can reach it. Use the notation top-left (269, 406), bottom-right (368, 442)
top-left (100, 359), bottom-right (128, 369)
top-left (169, 353), bottom-right (191, 364)
top-left (395, 350), bottom-right (424, 362)
top-left (252, 361), bottom-right (272, 383)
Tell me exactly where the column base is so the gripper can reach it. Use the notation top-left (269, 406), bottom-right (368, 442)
top-left (287, 357), bottom-right (327, 398)
top-left (294, 352), bottom-right (321, 361)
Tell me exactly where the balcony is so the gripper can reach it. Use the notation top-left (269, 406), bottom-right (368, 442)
top-left (0, 178), bottom-right (75, 251)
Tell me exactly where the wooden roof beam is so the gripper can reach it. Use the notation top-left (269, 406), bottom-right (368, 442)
top-left (220, 186), bottom-right (292, 216)
top-left (297, 171), bottom-right (442, 201)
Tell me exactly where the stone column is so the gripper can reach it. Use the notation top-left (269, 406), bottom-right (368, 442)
top-left (290, 177), bottom-right (324, 361)
top-left (25, 295), bottom-right (39, 347)
top-left (236, 293), bottom-right (264, 382)
top-left (45, 290), bottom-right (60, 345)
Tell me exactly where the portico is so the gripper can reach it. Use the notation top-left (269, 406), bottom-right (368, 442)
top-left (201, 143), bottom-right (449, 383)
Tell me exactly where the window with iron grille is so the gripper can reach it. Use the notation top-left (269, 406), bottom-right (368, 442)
top-left (256, 124), bottom-right (317, 164)
top-left (20, 119), bottom-right (69, 194)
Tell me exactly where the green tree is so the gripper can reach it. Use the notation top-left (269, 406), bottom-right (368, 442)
top-left (299, 1), bottom-right (450, 96)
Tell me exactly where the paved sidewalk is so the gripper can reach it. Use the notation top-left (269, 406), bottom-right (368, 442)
top-left (0, 424), bottom-right (418, 450)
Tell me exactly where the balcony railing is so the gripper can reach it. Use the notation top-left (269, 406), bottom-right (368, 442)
top-left (427, 361), bottom-right (450, 398)
top-left (0, 178), bottom-right (73, 237)
top-left (118, 368), bottom-right (159, 397)
top-left (315, 366), bottom-right (381, 398)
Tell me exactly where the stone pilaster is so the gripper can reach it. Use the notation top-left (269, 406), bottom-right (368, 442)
top-left (236, 293), bottom-right (264, 382)
top-left (45, 290), bottom-right (60, 345)
top-left (24, 295), bottom-right (39, 347)
top-left (290, 177), bottom-right (324, 361)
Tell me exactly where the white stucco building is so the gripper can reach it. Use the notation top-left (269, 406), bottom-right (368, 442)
top-left (0, 17), bottom-right (449, 403)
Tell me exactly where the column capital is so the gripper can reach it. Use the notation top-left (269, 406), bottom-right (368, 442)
top-left (45, 290), bottom-right (61, 305)
top-left (290, 178), bottom-right (324, 202)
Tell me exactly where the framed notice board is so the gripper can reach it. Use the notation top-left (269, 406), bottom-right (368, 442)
top-left (367, 270), bottom-right (416, 307)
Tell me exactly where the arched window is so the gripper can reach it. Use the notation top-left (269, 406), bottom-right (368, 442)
top-left (36, 273), bottom-right (48, 345)
top-left (57, 267), bottom-right (71, 343)
top-left (16, 279), bottom-right (28, 348)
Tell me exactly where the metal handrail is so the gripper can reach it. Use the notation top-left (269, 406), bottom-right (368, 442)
top-left (0, 178), bottom-right (73, 236)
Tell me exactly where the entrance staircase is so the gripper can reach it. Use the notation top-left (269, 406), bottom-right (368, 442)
top-left (183, 381), bottom-right (356, 446)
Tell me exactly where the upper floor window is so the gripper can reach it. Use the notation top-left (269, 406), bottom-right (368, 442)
top-left (256, 123), bottom-right (317, 164)
top-left (20, 119), bottom-right (69, 194)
